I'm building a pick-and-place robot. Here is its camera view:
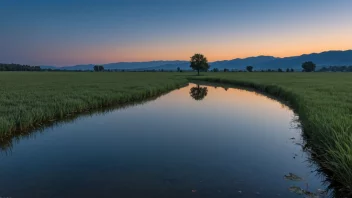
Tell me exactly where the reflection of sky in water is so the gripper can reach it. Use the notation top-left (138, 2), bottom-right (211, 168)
top-left (0, 83), bottom-right (325, 198)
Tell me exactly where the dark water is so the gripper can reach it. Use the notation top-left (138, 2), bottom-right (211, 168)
top-left (0, 83), bottom-right (326, 198)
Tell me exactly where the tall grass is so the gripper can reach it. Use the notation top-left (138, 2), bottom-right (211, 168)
top-left (189, 72), bottom-right (352, 196)
top-left (0, 72), bottom-right (187, 137)
top-left (0, 93), bottom-right (165, 152)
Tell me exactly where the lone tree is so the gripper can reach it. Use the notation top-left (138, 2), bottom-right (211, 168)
top-left (189, 85), bottom-right (208, 101)
top-left (302, 61), bottom-right (316, 72)
top-left (246, 66), bottom-right (253, 72)
top-left (190, 54), bottom-right (210, 75)
top-left (94, 65), bottom-right (104, 72)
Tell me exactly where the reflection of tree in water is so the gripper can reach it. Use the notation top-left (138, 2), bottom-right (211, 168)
top-left (189, 85), bottom-right (208, 101)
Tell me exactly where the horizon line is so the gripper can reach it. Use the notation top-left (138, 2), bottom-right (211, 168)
top-left (54, 49), bottom-right (352, 67)
top-left (5, 49), bottom-right (351, 67)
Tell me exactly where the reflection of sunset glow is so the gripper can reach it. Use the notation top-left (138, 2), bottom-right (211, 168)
top-left (159, 83), bottom-right (292, 119)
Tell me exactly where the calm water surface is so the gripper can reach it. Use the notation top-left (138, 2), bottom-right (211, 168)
top-left (0, 83), bottom-right (326, 198)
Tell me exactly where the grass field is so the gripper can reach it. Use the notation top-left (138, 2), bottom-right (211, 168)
top-left (0, 71), bottom-right (351, 195)
top-left (189, 72), bottom-right (352, 196)
top-left (0, 72), bottom-right (187, 136)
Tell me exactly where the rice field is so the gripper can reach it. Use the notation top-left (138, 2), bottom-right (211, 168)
top-left (0, 72), bottom-right (187, 136)
top-left (0, 71), bottom-right (351, 196)
top-left (189, 72), bottom-right (352, 196)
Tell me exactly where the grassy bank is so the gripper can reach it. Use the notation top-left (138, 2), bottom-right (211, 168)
top-left (189, 72), bottom-right (352, 195)
top-left (1, 71), bottom-right (351, 195)
top-left (0, 72), bottom-right (187, 136)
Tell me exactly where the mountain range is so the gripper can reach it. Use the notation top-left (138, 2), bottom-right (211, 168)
top-left (41, 50), bottom-right (352, 71)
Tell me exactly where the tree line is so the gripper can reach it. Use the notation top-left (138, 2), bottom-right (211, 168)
top-left (2, 58), bottom-right (351, 73)
top-left (209, 67), bottom-right (296, 72)
top-left (0, 63), bottom-right (41, 71)
top-left (318, 66), bottom-right (352, 72)
top-left (190, 56), bottom-right (319, 74)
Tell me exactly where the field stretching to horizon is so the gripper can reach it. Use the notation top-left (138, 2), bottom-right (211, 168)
top-left (0, 71), bottom-right (352, 196)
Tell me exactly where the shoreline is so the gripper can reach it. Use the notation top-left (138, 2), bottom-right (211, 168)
top-left (188, 75), bottom-right (351, 197)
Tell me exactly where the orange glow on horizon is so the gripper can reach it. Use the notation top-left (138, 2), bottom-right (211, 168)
top-left (40, 27), bottom-right (352, 66)
top-left (70, 41), bottom-right (352, 65)
top-left (157, 83), bottom-right (292, 119)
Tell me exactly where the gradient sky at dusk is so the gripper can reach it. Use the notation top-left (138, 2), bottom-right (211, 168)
top-left (1, 0), bottom-right (351, 66)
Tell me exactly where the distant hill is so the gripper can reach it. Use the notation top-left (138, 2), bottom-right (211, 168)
top-left (40, 50), bottom-right (352, 71)
top-left (40, 66), bottom-right (58, 70)
top-left (254, 50), bottom-right (352, 70)
top-left (211, 56), bottom-right (277, 70)
top-left (210, 50), bottom-right (352, 70)
top-left (43, 61), bottom-right (189, 71)
top-left (102, 61), bottom-right (191, 71)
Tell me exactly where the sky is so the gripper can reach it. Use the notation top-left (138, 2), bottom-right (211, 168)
top-left (1, 0), bottom-right (352, 66)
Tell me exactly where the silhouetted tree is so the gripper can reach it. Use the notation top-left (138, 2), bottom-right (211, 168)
top-left (302, 61), bottom-right (316, 72)
top-left (189, 85), bottom-right (208, 101)
top-left (224, 68), bottom-right (229, 72)
top-left (290, 68), bottom-right (294, 72)
top-left (94, 65), bottom-right (104, 72)
top-left (190, 54), bottom-right (210, 75)
top-left (286, 68), bottom-right (290, 72)
top-left (246, 66), bottom-right (253, 72)
top-left (278, 68), bottom-right (283, 72)
top-left (177, 67), bottom-right (181, 72)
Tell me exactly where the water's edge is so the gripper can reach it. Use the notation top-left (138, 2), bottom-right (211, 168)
top-left (2, 80), bottom-right (296, 152)
top-left (189, 77), bottom-right (342, 197)
top-left (0, 82), bottom-right (188, 151)
top-left (0, 81), bottom-right (329, 198)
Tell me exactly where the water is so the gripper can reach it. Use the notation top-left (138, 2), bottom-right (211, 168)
top-left (0, 83), bottom-right (326, 198)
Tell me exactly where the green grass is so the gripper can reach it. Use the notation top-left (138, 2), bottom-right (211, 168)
top-left (0, 72), bottom-right (187, 136)
top-left (0, 71), bottom-right (352, 195)
top-left (189, 72), bottom-right (352, 196)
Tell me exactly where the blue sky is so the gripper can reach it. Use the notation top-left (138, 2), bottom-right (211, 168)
top-left (1, 0), bottom-right (351, 66)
